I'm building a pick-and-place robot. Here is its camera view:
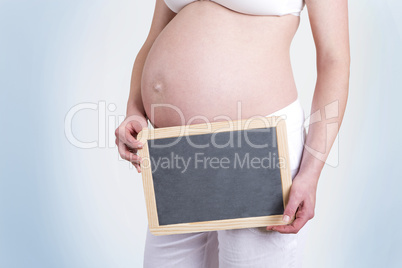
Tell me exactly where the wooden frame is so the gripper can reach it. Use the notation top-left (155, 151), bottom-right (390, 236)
top-left (137, 116), bottom-right (293, 235)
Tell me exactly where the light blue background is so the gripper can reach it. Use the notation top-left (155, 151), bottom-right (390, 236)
top-left (0, 0), bottom-right (401, 267)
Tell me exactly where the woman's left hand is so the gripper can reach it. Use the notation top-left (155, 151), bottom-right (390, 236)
top-left (266, 173), bottom-right (318, 234)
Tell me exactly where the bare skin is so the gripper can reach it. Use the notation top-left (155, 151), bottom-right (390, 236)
top-left (141, 2), bottom-right (299, 128)
top-left (115, 0), bottom-right (350, 234)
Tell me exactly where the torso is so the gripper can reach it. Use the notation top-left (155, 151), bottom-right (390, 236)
top-left (141, 1), bottom-right (301, 128)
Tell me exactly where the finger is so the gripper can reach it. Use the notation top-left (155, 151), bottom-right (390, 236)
top-left (282, 191), bottom-right (301, 223)
top-left (125, 127), bottom-right (144, 149)
top-left (115, 138), bottom-right (138, 152)
top-left (118, 143), bottom-right (142, 163)
top-left (133, 163), bottom-right (141, 173)
top-left (272, 207), bottom-right (309, 234)
top-left (115, 127), bottom-right (143, 150)
top-left (116, 141), bottom-right (141, 163)
top-left (124, 115), bottom-right (148, 134)
top-left (124, 127), bottom-right (144, 149)
top-left (271, 217), bottom-right (308, 234)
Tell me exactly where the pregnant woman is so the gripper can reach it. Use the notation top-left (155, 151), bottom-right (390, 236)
top-left (115, 0), bottom-right (350, 267)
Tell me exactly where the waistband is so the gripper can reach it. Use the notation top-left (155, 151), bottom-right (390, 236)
top-left (266, 98), bottom-right (305, 132)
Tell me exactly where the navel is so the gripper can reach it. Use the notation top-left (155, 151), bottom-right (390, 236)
top-left (153, 81), bottom-right (163, 93)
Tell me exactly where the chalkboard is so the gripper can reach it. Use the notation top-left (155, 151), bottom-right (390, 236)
top-left (137, 117), bottom-right (292, 235)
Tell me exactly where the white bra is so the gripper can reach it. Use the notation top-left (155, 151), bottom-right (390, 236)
top-left (164, 0), bottom-right (306, 17)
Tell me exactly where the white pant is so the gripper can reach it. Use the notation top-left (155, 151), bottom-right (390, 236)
top-left (144, 99), bottom-right (309, 268)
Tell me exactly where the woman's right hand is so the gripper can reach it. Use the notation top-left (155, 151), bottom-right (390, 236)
top-left (115, 114), bottom-right (148, 173)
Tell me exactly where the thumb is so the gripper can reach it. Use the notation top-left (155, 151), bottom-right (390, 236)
top-left (282, 193), bottom-right (300, 224)
top-left (125, 115), bottom-right (148, 133)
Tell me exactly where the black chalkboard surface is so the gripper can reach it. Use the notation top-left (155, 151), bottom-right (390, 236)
top-left (138, 117), bottom-right (292, 235)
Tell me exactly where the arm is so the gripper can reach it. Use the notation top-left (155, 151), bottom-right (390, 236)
top-left (115, 0), bottom-right (176, 172)
top-left (268, 0), bottom-right (351, 233)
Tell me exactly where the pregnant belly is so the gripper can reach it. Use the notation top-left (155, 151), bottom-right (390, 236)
top-left (141, 1), bottom-right (300, 128)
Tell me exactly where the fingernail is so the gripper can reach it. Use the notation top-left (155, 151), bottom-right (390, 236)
top-left (138, 143), bottom-right (143, 148)
top-left (283, 215), bottom-right (290, 223)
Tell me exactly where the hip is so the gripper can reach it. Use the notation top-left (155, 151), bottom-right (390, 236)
top-left (266, 98), bottom-right (306, 174)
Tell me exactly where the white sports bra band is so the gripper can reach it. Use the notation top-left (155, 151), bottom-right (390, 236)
top-left (164, 0), bottom-right (306, 17)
